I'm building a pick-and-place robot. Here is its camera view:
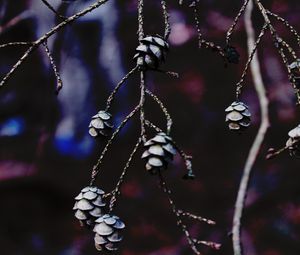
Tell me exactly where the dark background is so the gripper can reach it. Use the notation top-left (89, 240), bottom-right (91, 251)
top-left (0, 0), bottom-right (300, 254)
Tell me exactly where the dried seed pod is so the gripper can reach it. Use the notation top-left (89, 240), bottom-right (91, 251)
top-left (89, 110), bottom-right (113, 138)
top-left (133, 35), bottom-right (169, 71)
top-left (286, 124), bottom-right (300, 158)
top-left (142, 132), bottom-right (176, 174)
top-left (225, 101), bottom-right (251, 131)
top-left (224, 45), bottom-right (240, 64)
top-left (73, 186), bottom-right (106, 227)
top-left (93, 214), bottom-right (125, 252)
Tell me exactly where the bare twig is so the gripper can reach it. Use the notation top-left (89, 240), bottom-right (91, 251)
top-left (255, 0), bottom-right (300, 104)
top-left (0, 42), bottom-right (34, 49)
top-left (191, 2), bottom-right (225, 60)
top-left (146, 89), bottom-right (173, 134)
top-left (41, 0), bottom-right (66, 20)
top-left (139, 71), bottom-right (147, 143)
top-left (42, 41), bottom-right (63, 94)
top-left (0, 0), bottom-right (109, 89)
top-left (161, 0), bottom-right (171, 39)
top-left (266, 138), bottom-right (299, 160)
top-left (158, 172), bottom-right (201, 255)
top-left (109, 138), bottom-right (142, 212)
top-left (266, 10), bottom-right (300, 47)
top-left (137, 0), bottom-right (145, 40)
top-left (235, 23), bottom-right (268, 99)
top-left (178, 210), bottom-right (216, 225)
top-left (265, 146), bottom-right (288, 160)
top-left (90, 104), bottom-right (141, 185)
top-left (158, 172), bottom-right (220, 254)
top-left (105, 66), bottom-right (138, 111)
top-left (232, 1), bottom-right (270, 255)
top-left (226, 0), bottom-right (250, 45)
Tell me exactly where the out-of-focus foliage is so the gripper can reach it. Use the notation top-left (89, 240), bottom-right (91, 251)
top-left (0, 0), bottom-right (300, 254)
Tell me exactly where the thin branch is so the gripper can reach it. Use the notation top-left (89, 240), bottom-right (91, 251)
top-left (0, 42), bottom-right (34, 49)
top-left (146, 89), bottom-right (173, 134)
top-left (42, 41), bottom-right (63, 94)
top-left (226, 0), bottom-right (250, 45)
top-left (0, 0), bottom-right (109, 89)
top-left (178, 210), bottom-right (216, 225)
top-left (235, 23), bottom-right (268, 99)
top-left (41, 0), bottom-right (66, 20)
top-left (255, 0), bottom-right (300, 104)
top-left (139, 71), bottom-right (147, 143)
top-left (105, 66), bottom-right (138, 111)
top-left (161, 0), bottom-right (171, 40)
top-left (90, 104), bottom-right (141, 185)
top-left (158, 172), bottom-right (220, 254)
top-left (266, 138), bottom-right (298, 160)
top-left (193, 240), bottom-right (221, 250)
top-left (279, 38), bottom-right (298, 60)
top-left (158, 172), bottom-right (202, 255)
top-left (109, 138), bottom-right (142, 212)
top-left (266, 10), bottom-right (300, 47)
top-left (191, 2), bottom-right (226, 60)
top-left (232, 1), bottom-right (270, 255)
top-left (265, 146), bottom-right (288, 160)
top-left (137, 0), bottom-right (145, 40)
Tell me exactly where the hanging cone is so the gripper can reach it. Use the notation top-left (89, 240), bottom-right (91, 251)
top-left (225, 101), bottom-right (251, 132)
top-left (141, 132), bottom-right (176, 174)
top-left (133, 35), bottom-right (169, 70)
top-left (73, 186), bottom-right (106, 227)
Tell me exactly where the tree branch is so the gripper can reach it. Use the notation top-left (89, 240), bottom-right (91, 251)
top-left (90, 104), bottom-right (141, 186)
top-left (0, 0), bottom-right (109, 89)
top-left (232, 1), bottom-right (270, 254)
top-left (41, 0), bottom-right (66, 20)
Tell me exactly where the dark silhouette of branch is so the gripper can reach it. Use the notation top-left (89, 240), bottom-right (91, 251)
top-left (40, 0), bottom-right (66, 20)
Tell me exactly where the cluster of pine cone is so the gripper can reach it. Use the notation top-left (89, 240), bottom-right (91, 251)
top-left (74, 187), bottom-right (125, 252)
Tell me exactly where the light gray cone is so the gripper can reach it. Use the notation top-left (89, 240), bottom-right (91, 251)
top-left (93, 214), bottom-right (125, 252)
top-left (73, 186), bottom-right (106, 227)
top-left (142, 132), bottom-right (176, 174)
top-left (89, 110), bottom-right (113, 138)
top-left (225, 101), bottom-right (251, 131)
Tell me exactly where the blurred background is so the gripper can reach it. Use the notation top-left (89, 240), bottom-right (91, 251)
top-left (0, 0), bottom-right (300, 254)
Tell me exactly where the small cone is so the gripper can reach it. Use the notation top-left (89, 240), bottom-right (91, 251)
top-left (93, 214), bottom-right (125, 252)
top-left (134, 35), bottom-right (169, 70)
top-left (73, 186), bottom-right (106, 227)
top-left (225, 101), bottom-right (251, 132)
top-left (89, 110), bottom-right (113, 138)
top-left (142, 132), bottom-right (176, 174)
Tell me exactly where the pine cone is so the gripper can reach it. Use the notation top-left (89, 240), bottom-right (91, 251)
top-left (73, 186), bottom-right (106, 227)
top-left (225, 101), bottom-right (251, 131)
top-left (142, 132), bottom-right (176, 174)
top-left (286, 124), bottom-right (300, 158)
top-left (89, 110), bottom-right (113, 137)
top-left (93, 214), bottom-right (125, 252)
top-left (133, 35), bottom-right (169, 70)
top-left (289, 59), bottom-right (300, 89)
top-left (224, 45), bottom-right (240, 64)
